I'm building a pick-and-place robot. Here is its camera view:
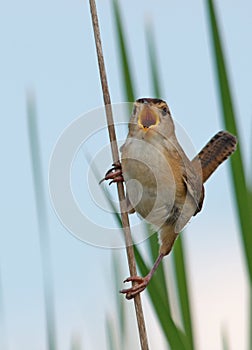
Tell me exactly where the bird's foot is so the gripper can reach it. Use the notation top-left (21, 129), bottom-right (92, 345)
top-left (99, 161), bottom-right (124, 185)
top-left (120, 275), bottom-right (151, 300)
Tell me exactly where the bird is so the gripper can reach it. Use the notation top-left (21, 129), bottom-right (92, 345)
top-left (102, 97), bottom-right (237, 299)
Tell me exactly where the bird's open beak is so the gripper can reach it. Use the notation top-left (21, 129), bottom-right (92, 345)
top-left (138, 106), bottom-right (160, 130)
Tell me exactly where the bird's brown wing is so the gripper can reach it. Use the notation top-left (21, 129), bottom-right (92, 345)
top-left (182, 170), bottom-right (205, 216)
top-left (165, 140), bottom-right (205, 216)
top-left (192, 131), bottom-right (237, 183)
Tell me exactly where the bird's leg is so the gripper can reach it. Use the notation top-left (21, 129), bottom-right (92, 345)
top-left (120, 253), bottom-right (165, 299)
top-left (99, 161), bottom-right (124, 185)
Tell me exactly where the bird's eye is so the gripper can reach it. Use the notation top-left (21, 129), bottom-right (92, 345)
top-left (161, 106), bottom-right (168, 116)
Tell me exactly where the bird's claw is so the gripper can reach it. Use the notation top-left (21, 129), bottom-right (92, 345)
top-left (99, 161), bottom-right (124, 185)
top-left (120, 275), bottom-right (150, 300)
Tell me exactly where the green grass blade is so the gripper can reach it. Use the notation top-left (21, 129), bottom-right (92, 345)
top-left (250, 289), bottom-right (252, 350)
top-left (134, 246), bottom-right (189, 350)
top-left (106, 316), bottom-right (118, 350)
top-left (112, 0), bottom-right (135, 102)
top-left (145, 22), bottom-right (162, 98)
top-left (147, 232), bottom-right (171, 313)
top-left (221, 327), bottom-right (230, 350)
top-left (26, 93), bottom-right (57, 350)
top-left (173, 236), bottom-right (195, 350)
top-left (207, 0), bottom-right (252, 283)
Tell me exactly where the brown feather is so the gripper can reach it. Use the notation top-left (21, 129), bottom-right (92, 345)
top-left (192, 131), bottom-right (237, 183)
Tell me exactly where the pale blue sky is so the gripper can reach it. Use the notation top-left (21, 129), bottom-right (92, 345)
top-left (1, 1), bottom-right (251, 349)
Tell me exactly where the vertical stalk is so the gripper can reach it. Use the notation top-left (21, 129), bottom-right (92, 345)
top-left (89, 1), bottom-right (149, 349)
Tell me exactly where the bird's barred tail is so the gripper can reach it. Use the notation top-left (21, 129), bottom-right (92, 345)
top-left (192, 131), bottom-right (237, 183)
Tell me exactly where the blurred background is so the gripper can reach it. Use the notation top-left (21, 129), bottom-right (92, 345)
top-left (1, 0), bottom-right (251, 349)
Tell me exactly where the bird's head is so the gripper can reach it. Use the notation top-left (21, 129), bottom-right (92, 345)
top-left (129, 98), bottom-right (175, 139)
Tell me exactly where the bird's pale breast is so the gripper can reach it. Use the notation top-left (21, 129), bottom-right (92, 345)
top-left (121, 135), bottom-right (179, 228)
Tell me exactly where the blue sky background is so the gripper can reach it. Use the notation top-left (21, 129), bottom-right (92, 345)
top-left (1, 0), bottom-right (252, 349)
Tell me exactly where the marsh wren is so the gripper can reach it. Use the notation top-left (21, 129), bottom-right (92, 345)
top-left (102, 98), bottom-right (237, 299)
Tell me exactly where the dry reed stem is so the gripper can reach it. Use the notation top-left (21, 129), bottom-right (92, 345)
top-left (89, 1), bottom-right (149, 349)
